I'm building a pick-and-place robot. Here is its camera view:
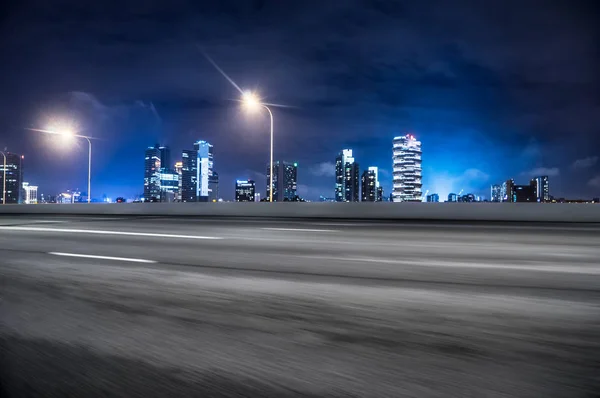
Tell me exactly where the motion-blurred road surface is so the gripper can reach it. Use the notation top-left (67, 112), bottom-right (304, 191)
top-left (2, 216), bottom-right (599, 397)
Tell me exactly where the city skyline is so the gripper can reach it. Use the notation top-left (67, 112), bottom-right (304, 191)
top-left (0, 2), bottom-right (598, 201)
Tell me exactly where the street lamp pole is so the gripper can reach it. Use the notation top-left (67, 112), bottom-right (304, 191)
top-left (0, 151), bottom-right (6, 205)
top-left (264, 105), bottom-right (274, 203)
top-left (26, 127), bottom-right (93, 203)
top-left (84, 137), bottom-right (92, 203)
top-left (241, 92), bottom-right (275, 203)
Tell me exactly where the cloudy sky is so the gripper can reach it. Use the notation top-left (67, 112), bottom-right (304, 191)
top-left (1, 0), bottom-right (599, 200)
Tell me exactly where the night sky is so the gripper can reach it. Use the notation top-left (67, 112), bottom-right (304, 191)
top-left (1, 0), bottom-right (599, 201)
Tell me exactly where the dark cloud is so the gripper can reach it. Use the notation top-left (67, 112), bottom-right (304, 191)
top-left (522, 167), bottom-right (561, 178)
top-left (0, 0), bottom-right (598, 200)
top-left (572, 156), bottom-right (598, 169)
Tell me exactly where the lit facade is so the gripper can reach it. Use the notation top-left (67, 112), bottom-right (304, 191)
top-left (502, 179), bottom-right (514, 202)
top-left (426, 193), bottom-right (439, 202)
top-left (209, 171), bottom-right (219, 202)
top-left (181, 150), bottom-right (197, 202)
top-left (194, 140), bottom-right (214, 202)
top-left (0, 152), bottom-right (24, 204)
top-left (361, 167), bottom-right (378, 202)
top-left (512, 184), bottom-right (536, 202)
top-left (160, 169), bottom-right (179, 202)
top-left (179, 141), bottom-right (215, 202)
top-left (491, 184), bottom-right (502, 202)
top-left (392, 135), bottom-right (422, 202)
top-left (235, 180), bottom-right (256, 202)
top-left (532, 175), bottom-right (549, 202)
top-left (266, 161), bottom-right (298, 201)
top-left (335, 149), bottom-right (359, 202)
top-left (174, 161), bottom-right (183, 201)
top-left (376, 186), bottom-right (383, 202)
top-left (58, 191), bottom-right (81, 204)
top-left (22, 182), bottom-right (38, 204)
top-left (144, 144), bottom-right (170, 202)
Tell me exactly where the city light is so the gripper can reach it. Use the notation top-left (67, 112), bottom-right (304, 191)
top-left (27, 123), bottom-right (93, 203)
top-left (241, 91), bottom-right (262, 113)
top-left (240, 90), bottom-right (275, 202)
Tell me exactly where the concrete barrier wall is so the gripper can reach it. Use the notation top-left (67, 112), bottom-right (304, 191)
top-left (0, 202), bottom-right (599, 222)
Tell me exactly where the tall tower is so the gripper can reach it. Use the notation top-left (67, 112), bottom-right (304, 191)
top-left (335, 149), bottom-right (359, 202)
top-left (361, 167), bottom-right (378, 202)
top-left (174, 161), bottom-right (183, 201)
top-left (491, 184), bottom-right (502, 202)
top-left (144, 145), bottom-right (162, 202)
top-left (392, 135), bottom-right (422, 202)
top-left (181, 150), bottom-right (197, 202)
top-left (0, 153), bottom-right (24, 204)
top-left (532, 175), bottom-right (549, 202)
top-left (266, 161), bottom-right (298, 201)
top-left (209, 171), bottom-right (219, 202)
top-left (144, 144), bottom-right (172, 202)
top-left (193, 140), bottom-right (214, 202)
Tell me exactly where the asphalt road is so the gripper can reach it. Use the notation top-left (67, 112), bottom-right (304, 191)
top-left (1, 215), bottom-right (600, 397)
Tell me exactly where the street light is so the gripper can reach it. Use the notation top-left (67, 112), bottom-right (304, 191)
top-left (241, 91), bottom-right (274, 202)
top-left (0, 151), bottom-right (6, 205)
top-left (28, 127), bottom-right (93, 203)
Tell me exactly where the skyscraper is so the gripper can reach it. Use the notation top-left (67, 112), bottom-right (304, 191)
top-left (144, 144), bottom-right (171, 202)
top-left (194, 140), bottom-right (214, 202)
top-left (335, 149), bottom-right (359, 202)
top-left (503, 179), bottom-right (515, 202)
top-left (181, 150), bottom-right (197, 202)
top-left (22, 182), bottom-right (38, 204)
top-left (532, 175), bottom-right (549, 202)
top-left (0, 153), bottom-right (23, 204)
top-left (376, 186), bottom-right (383, 202)
top-left (491, 184), bottom-right (502, 202)
top-left (361, 167), bottom-right (378, 202)
top-left (392, 135), bottom-right (422, 202)
top-left (159, 169), bottom-right (179, 202)
top-left (235, 180), bottom-right (256, 202)
top-left (144, 145), bottom-right (160, 201)
top-left (266, 161), bottom-right (298, 201)
top-left (209, 171), bottom-right (219, 202)
top-left (174, 161), bottom-right (183, 201)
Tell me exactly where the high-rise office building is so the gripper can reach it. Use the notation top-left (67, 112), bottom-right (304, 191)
top-left (532, 175), bottom-right (549, 202)
top-left (266, 161), bottom-right (298, 201)
top-left (174, 161), bottom-right (183, 201)
top-left (512, 184), bottom-right (536, 202)
top-left (0, 152), bottom-right (24, 204)
top-left (426, 193), bottom-right (440, 202)
top-left (447, 193), bottom-right (458, 202)
top-left (502, 179), bottom-right (515, 202)
top-left (144, 144), bottom-right (170, 202)
top-left (235, 180), bottom-right (256, 202)
top-left (209, 171), bottom-right (219, 202)
top-left (361, 167), bottom-right (378, 202)
top-left (180, 141), bottom-right (215, 202)
top-left (392, 135), bottom-right (422, 202)
top-left (335, 149), bottom-right (359, 202)
top-left (376, 186), bottom-right (383, 202)
top-left (194, 140), bottom-right (214, 202)
top-left (159, 169), bottom-right (179, 202)
top-left (491, 184), bottom-right (502, 202)
top-left (181, 149), bottom-right (197, 202)
top-left (22, 182), bottom-right (38, 204)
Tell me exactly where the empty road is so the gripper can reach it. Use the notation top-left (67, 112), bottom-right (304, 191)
top-left (2, 215), bottom-right (600, 397)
